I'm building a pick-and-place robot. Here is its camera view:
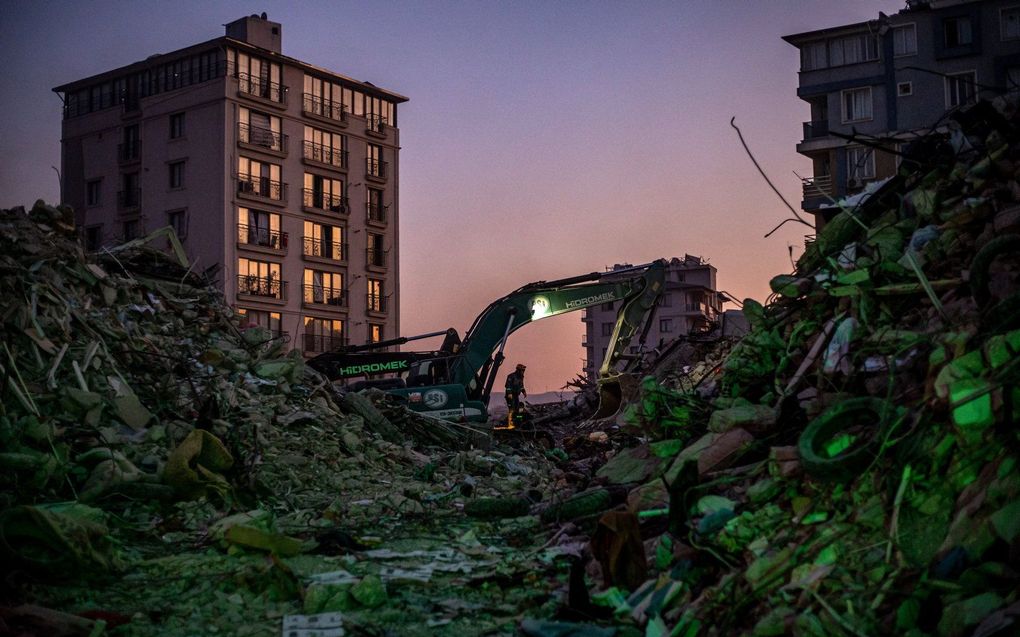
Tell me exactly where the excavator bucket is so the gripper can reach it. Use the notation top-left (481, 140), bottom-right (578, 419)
top-left (592, 373), bottom-right (641, 420)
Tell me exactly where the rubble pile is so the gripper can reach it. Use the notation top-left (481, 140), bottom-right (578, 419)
top-left (535, 97), bottom-right (1019, 636)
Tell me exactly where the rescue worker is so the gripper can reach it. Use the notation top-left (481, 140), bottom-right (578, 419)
top-left (504, 363), bottom-right (527, 424)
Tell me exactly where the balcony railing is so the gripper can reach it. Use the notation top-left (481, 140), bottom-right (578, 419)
top-left (303, 284), bottom-right (347, 307)
top-left (366, 159), bottom-right (388, 180)
top-left (302, 141), bottom-right (348, 169)
top-left (303, 236), bottom-right (347, 261)
top-left (367, 293), bottom-right (387, 313)
top-left (237, 174), bottom-right (286, 201)
top-left (238, 224), bottom-right (288, 250)
top-left (303, 333), bottom-right (347, 354)
top-left (239, 123), bottom-right (286, 153)
top-left (366, 248), bottom-right (386, 268)
top-left (367, 202), bottom-right (388, 224)
top-left (117, 188), bottom-right (140, 210)
top-left (802, 174), bottom-right (834, 200)
top-left (237, 275), bottom-right (285, 300)
top-left (237, 72), bottom-right (286, 104)
top-left (118, 140), bottom-right (141, 163)
top-left (366, 115), bottom-right (387, 134)
top-left (303, 188), bottom-right (348, 213)
top-left (802, 120), bottom-right (829, 140)
top-left (302, 94), bottom-right (347, 123)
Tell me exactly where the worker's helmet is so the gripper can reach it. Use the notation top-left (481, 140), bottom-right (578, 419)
top-left (516, 363), bottom-right (526, 371)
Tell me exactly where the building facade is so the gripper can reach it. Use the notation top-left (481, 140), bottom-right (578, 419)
top-left (784, 0), bottom-right (1020, 227)
top-left (53, 15), bottom-right (407, 353)
top-left (581, 256), bottom-right (724, 381)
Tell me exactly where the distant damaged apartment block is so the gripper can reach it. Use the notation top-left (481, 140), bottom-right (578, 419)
top-left (783, 0), bottom-right (1020, 229)
top-left (53, 14), bottom-right (408, 353)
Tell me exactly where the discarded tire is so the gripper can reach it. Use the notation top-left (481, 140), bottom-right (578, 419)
top-left (969, 234), bottom-right (1020, 307)
top-left (798, 397), bottom-right (901, 482)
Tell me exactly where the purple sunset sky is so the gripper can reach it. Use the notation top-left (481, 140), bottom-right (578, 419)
top-left (0, 0), bottom-right (897, 392)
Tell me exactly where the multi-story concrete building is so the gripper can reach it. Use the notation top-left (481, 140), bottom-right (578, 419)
top-left (784, 0), bottom-right (1020, 227)
top-left (53, 14), bottom-right (407, 353)
top-left (581, 256), bottom-right (724, 381)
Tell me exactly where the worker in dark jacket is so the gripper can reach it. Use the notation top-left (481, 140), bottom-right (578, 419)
top-left (504, 363), bottom-right (527, 424)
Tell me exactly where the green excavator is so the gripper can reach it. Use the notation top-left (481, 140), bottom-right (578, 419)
top-left (307, 260), bottom-right (667, 422)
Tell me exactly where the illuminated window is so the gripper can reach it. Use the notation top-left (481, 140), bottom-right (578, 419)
top-left (367, 278), bottom-right (384, 312)
top-left (369, 323), bottom-right (384, 343)
top-left (237, 258), bottom-right (282, 298)
top-left (303, 221), bottom-right (344, 260)
top-left (303, 317), bottom-right (344, 353)
top-left (238, 208), bottom-right (282, 248)
top-left (303, 269), bottom-right (345, 306)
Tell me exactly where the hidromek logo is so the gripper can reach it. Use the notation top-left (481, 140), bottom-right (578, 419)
top-left (338, 360), bottom-right (409, 376)
top-left (564, 292), bottom-right (616, 309)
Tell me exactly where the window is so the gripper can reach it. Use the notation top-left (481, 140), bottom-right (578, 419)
top-left (366, 143), bottom-right (385, 178)
top-left (237, 157), bottom-right (282, 199)
top-left (238, 207), bottom-right (283, 248)
top-left (897, 82), bottom-right (913, 97)
top-left (659, 318), bottom-right (673, 333)
top-left (659, 293), bottom-right (673, 307)
top-left (303, 221), bottom-right (344, 260)
top-left (303, 269), bottom-right (345, 306)
top-left (119, 172), bottom-right (140, 208)
top-left (893, 24), bottom-right (917, 56)
top-left (828, 34), bottom-right (879, 67)
top-left (120, 125), bottom-right (140, 162)
top-left (237, 258), bottom-right (282, 298)
top-left (367, 278), bottom-right (384, 312)
top-left (945, 71), bottom-right (977, 109)
top-left (944, 16), bottom-right (973, 48)
top-left (303, 317), bottom-right (345, 353)
top-left (303, 74), bottom-right (348, 121)
top-left (238, 309), bottom-right (282, 336)
top-left (86, 179), bottom-right (101, 206)
top-left (841, 87), bottom-right (873, 122)
top-left (167, 209), bottom-right (187, 240)
top-left (367, 188), bottom-right (386, 222)
top-left (1004, 8), bottom-right (1020, 40)
top-left (369, 323), bottom-right (384, 343)
top-left (123, 219), bottom-right (139, 241)
top-left (846, 146), bottom-right (875, 186)
top-left (303, 173), bottom-right (345, 211)
top-left (303, 126), bottom-right (346, 167)
top-left (230, 49), bottom-right (283, 102)
top-left (367, 233), bottom-right (386, 267)
top-left (169, 161), bottom-right (185, 189)
top-left (240, 107), bottom-right (283, 152)
top-left (601, 322), bottom-right (614, 337)
top-left (800, 41), bottom-right (827, 71)
top-left (601, 302), bottom-right (614, 311)
top-left (169, 112), bottom-right (185, 139)
top-left (84, 225), bottom-right (102, 252)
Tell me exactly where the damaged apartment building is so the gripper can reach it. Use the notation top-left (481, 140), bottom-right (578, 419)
top-left (581, 256), bottom-right (734, 382)
top-left (52, 14), bottom-right (407, 352)
top-left (783, 0), bottom-right (1020, 228)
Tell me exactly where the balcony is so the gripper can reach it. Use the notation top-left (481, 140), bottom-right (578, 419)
top-left (303, 236), bottom-right (347, 261)
top-left (366, 202), bottom-right (388, 225)
top-left (303, 284), bottom-right (347, 308)
top-left (237, 275), bottom-right (286, 301)
top-left (238, 123), bottom-right (287, 155)
top-left (802, 120), bottom-right (829, 140)
top-left (366, 115), bottom-right (387, 137)
top-left (237, 174), bottom-right (286, 204)
top-left (801, 174), bottom-right (834, 202)
top-left (238, 224), bottom-right (288, 252)
top-left (117, 188), bottom-right (140, 211)
top-left (302, 188), bottom-right (348, 214)
top-left (302, 333), bottom-right (347, 354)
top-left (237, 72), bottom-right (286, 106)
top-left (366, 293), bottom-right (387, 313)
top-left (366, 159), bottom-right (388, 183)
top-left (118, 140), bottom-right (141, 164)
top-left (302, 93), bottom-right (347, 125)
top-left (302, 140), bottom-right (348, 170)
top-left (366, 248), bottom-right (387, 268)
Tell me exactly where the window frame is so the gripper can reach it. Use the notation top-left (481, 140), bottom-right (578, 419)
top-left (944, 70), bottom-right (978, 109)
top-left (86, 179), bottom-right (102, 207)
top-left (167, 208), bottom-right (188, 240)
top-left (943, 16), bottom-right (974, 48)
top-left (897, 81), bottom-right (913, 97)
top-left (1002, 6), bottom-right (1020, 41)
top-left (168, 160), bottom-right (186, 190)
top-left (840, 86), bottom-right (873, 123)
top-left (846, 146), bottom-right (876, 186)
top-left (169, 112), bottom-right (186, 139)
top-left (892, 23), bottom-right (917, 57)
